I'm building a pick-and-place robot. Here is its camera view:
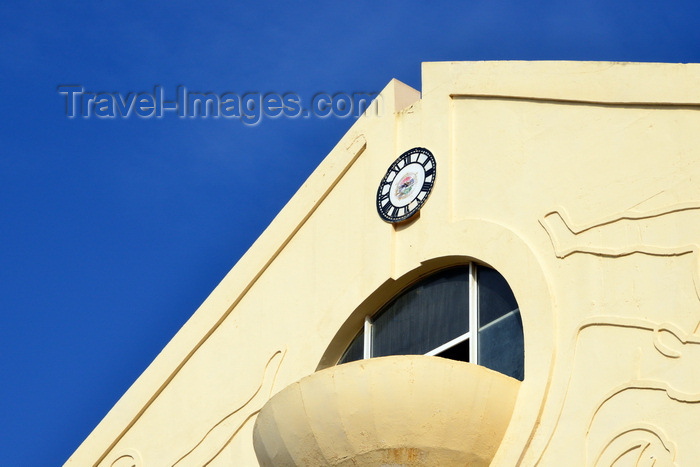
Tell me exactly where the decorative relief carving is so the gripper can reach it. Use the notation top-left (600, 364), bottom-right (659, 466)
top-left (536, 203), bottom-right (700, 465)
top-left (578, 318), bottom-right (700, 402)
top-left (593, 424), bottom-right (677, 467)
top-left (109, 449), bottom-right (142, 467)
top-left (541, 203), bottom-right (700, 259)
top-left (172, 350), bottom-right (285, 467)
top-left (541, 204), bottom-right (700, 321)
top-left (538, 317), bottom-right (700, 465)
top-left (580, 319), bottom-right (700, 465)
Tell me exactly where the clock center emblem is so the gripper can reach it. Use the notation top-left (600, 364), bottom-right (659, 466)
top-left (395, 173), bottom-right (417, 200)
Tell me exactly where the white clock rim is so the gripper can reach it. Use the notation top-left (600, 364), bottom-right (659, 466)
top-left (388, 162), bottom-right (426, 208)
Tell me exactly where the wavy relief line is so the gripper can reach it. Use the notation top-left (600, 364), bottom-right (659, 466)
top-left (540, 207), bottom-right (700, 260)
top-left (588, 382), bottom-right (700, 447)
top-left (593, 424), bottom-right (677, 467)
top-left (585, 386), bottom-right (692, 466)
top-left (541, 204), bottom-right (700, 335)
top-left (109, 449), bottom-right (142, 467)
top-left (172, 350), bottom-right (286, 467)
top-left (533, 203), bottom-right (700, 465)
top-left (532, 316), bottom-right (700, 465)
top-left (578, 318), bottom-right (700, 362)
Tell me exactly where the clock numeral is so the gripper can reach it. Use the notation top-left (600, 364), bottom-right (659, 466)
top-left (381, 202), bottom-right (393, 215)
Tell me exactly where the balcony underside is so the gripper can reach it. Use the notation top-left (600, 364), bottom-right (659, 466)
top-left (253, 355), bottom-right (520, 466)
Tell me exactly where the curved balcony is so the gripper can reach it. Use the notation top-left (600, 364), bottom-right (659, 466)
top-left (253, 355), bottom-right (520, 466)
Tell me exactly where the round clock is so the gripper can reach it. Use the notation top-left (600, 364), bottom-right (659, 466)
top-left (376, 147), bottom-right (436, 223)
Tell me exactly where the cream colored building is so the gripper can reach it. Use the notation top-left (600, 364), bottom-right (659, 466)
top-left (67, 62), bottom-right (700, 466)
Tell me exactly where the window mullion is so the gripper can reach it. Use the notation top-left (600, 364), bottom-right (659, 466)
top-left (469, 263), bottom-right (478, 364)
top-left (363, 316), bottom-right (373, 359)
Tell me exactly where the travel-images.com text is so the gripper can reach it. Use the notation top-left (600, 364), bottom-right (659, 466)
top-left (57, 86), bottom-right (382, 125)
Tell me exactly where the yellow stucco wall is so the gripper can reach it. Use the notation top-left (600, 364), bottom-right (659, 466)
top-left (68, 61), bottom-right (700, 466)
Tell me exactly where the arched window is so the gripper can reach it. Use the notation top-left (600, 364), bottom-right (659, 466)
top-left (339, 264), bottom-right (524, 380)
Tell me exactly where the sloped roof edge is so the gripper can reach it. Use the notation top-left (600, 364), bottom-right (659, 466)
top-left (66, 77), bottom-right (420, 466)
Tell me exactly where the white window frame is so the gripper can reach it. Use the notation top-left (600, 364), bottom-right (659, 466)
top-left (361, 263), bottom-right (480, 363)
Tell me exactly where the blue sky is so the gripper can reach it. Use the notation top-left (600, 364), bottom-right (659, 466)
top-left (2, 1), bottom-right (700, 465)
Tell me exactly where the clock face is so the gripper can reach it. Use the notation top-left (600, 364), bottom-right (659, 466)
top-left (376, 147), bottom-right (436, 223)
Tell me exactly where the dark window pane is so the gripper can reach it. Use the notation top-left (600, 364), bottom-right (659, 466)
top-left (435, 338), bottom-right (470, 362)
top-left (478, 310), bottom-right (524, 380)
top-left (339, 330), bottom-right (364, 364)
top-left (478, 266), bottom-right (518, 327)
top-left (372, 267), bottom-right (469, 357)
